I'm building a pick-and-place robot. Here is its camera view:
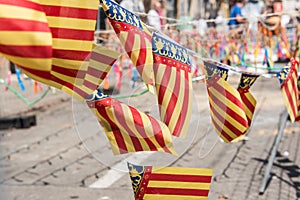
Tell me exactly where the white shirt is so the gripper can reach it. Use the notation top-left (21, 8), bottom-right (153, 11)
top-left (147, 9), bottom-right (161, 30)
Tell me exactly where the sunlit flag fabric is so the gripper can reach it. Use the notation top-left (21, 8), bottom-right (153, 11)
top-left (295, 76), bottom-right (300, 123)
top-left (101, 0), bottom-right (154, 90)
top-left (204, 61), bottom-right (249, 143)
top-left (86, 89), bottom-right (177, 155)
top-left (277, 58), bottom-right (299, 122)
top-left (39, 0), bottom-right (100, 101)
top-left (152, 33), bottom-right (193, 138)
top-left (237, 73), bottom-right (259, 127)
top-left (128, 162), bottom-right (213, 200)
top-left (0, 0), bottom-right (52, 85)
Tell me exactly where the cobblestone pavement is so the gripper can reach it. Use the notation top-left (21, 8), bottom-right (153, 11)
top-left (0, 73), bottom-right (299, 200)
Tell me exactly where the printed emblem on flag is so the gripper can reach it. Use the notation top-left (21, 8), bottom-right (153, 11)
top-left (203, 61), bottom-right (229, 80)
top-left (277, 58), bottom-right (299, 122)
top-left (128, 162), bottom-right (213, 200)
top-left (86, 89), bottom-right (177, 155)
top-left (152, 33), bottom-right (193, 138)
top-left (101, 0), bottom-right (154, 89)
top-left (0, 0), bottom-right (53, 85)
top-left (204, 61), bottom-right (249, 142)
top-left (237, 73), bottom-right (259, 127)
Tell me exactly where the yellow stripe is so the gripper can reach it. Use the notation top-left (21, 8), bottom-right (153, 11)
top-left (84, 74), bottom-right (103, 86)
top-left (209, 87), bottom-right (247, 130)
top-left (148, 181), bottom-right (211, 190)
top-left (1, 53), bottom-right (52, 71)
top-left (143, 194), bottom-right (208, 200)
top-left (60, 86), bottom-right (85, 102)
top-left (0, 5), bottom-right (48, 23)
top-left (243, 92), bottom-right (256, 120)
top-left (88, 59), bottom-right (112, 71)
top-left (38, 0), bottom-right (98, 9)
top-left (52, 38), bottom-right (93, 52)
top-left (209, 108), bottom-right (230, 143)
top-left (93, 108), bottom-right (121, 155)
top-left (152, 167), bottom-right (213, 176)
top-left (208, 95), bottom-right (247, 139)
top-left (106, 104), bottom-right (136, 152)
top-left (120, 104), bottom-right (150, 151)
top-left (0, 32), bottom-right (52, 45)
top-left (47, 16), bottom-right (95, 31)
top-left (52, 58), bottom-right (87, 70)
top-left (51, 71), bottom-right (77, 85)
top-left (180, 74), bottom-right (193, 138)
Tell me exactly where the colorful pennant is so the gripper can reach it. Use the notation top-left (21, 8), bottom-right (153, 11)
top-left (101, 0), bottom-right (155, 89)
top-left (86, 89), bottom-right (176, 155)
top-left (151, 33), bottom-right (193, 138)
top-left (128, 162), bottom-right (213, 200)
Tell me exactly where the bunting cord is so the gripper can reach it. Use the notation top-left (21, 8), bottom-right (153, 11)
top-left (0, 78), bottom-right (50, 106)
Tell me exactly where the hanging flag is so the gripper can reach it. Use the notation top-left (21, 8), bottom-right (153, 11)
top-left (86, 89), bottom-right (176, 155)
top-left (0, 0), bottom-right (53, 85)
top-left (237, 73), bottom-right (259, 127)
top-left (277, 58), bottom-right (299, 122)
top-left (101, 0), bottom-right (155, 90)
top-left (38, 0), bottom-right (99, 100)
top-left (128, 162), bottom-right (213, 200)
top-left (152, 33), bottom-right (193, 138)
top-left (204, 61), bottom-right (249, 143)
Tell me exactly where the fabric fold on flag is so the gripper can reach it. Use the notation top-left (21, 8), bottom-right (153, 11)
top-left (101, 0), bottom-right (155, 92)
top-left (0, 0), bottom-right (53, 85)
top-left (204, 61), bottom-right (249, 143)
top-left (151, 32), bottom-right (193, 138)
top-left (277, 58), bottom-right (299, 122)
top-left (128, 162), bottom-right (213, 200)
top-left (86, 89), bottom-right (177, 155)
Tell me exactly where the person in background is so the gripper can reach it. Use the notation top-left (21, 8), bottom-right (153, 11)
top-left (228, 0), bottom-right (248, 29)
top-left (147, 1), bottom-right (162, 30)
top-left (242, 0), bottom-right (264, 31)
top-left (120, 0), bottom-right (145, 13)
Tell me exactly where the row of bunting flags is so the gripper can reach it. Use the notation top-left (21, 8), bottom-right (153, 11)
top-left (1, 0), bottom-right (299, 199)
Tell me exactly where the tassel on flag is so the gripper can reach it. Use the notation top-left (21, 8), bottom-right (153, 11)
top-left (86, 89), bottom-right (177, 155)
top-left (128, 163), bottom-right (213, 200)
top-left (277, 58), bottom-right (299, 122)
top-left (151, 33), bottom-right (193, 138)
top-left (204, 61), bottom-right (249, 143)
top-left (101, 0), bottom-right (155, 90)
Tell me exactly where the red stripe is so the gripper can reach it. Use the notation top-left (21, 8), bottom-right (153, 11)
top-left (0, 18), bottom-right (50, 32)
top-left (52, 49), bottom-right (91, 61)
top-left (211, 115), bottom-right (234, 142)
top-left (20, 66), bottom-right (51, 80)
top-left (146, 187), bottom-right (209, 196)
top-left (50, 27), bottom-right (94, 40)
top-left (282, 83), bottom-right (297, 118)
top-left (83, 79), bottom-right (98, 91)
top-left (239, 92), bottom-right (255, 125)
top-left (209, 92), bottom-right (246, 137)
top-left (87, 68), bottom-right (107, 80)
top-left (124, 30), bottom-right (135, 60)
top-left (149, 116), bottom-right (172, 154)
top-left (129, 107), bottom-right (158, 151)
top-left (112, 102), bottom-right (144, 152)
top-left (51, 65), bottom-right (85, 79)
top-left (90, 51), bottom-right (117, 66)
top-left (50, 74), bottom-right (88, 98)
top-left (208, 79), bottom-right (248, 127)
top-left (42, 5), bottom-right (97, 20)
top-left (0, 45), bottom-right (52, 58)
top-left (91, 98), bottom-right (128, 154)
top-left (282, 72), bottom-right (298, 118)
top-left (0, 0), bottom-right (44, 12)
top-left (150, 173), bottom-right (212, 183)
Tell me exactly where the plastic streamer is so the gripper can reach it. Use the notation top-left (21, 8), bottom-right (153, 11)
top-left (15, 68), bottom-right (25, 91)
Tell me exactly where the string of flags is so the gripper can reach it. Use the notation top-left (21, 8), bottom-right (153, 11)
top-left (0, 0), bottom-right (300, 198)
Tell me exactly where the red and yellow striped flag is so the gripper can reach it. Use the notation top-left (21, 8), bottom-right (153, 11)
top-left (39, 0), bottom-right (99, 101)
top-left (204, 62), bottom-right (249, 143)
top-left (278, 58), bottom-right (299, 122)
top-left (101, 0), bottom-right (154, 89)
top-left (151, 33), bottom-right (193, 138)
top-left (86, 89), bottom-right (176, 155)
top-left (128, 163), bottom-right (213, 200)
top-left (295, 76), bottom-right (300, 123)
top-left (0, 0), bottom-right (53, 85)
top-left (237, 73), bottom-right (259, 127)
